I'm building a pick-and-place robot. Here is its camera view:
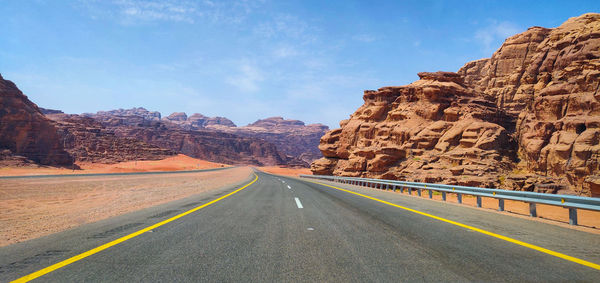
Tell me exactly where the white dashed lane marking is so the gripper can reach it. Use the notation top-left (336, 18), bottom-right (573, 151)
top-left (294, 197), bottom-right (303, 209)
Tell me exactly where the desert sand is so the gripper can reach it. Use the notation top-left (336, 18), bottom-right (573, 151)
top-left (0, 167), bottom-right (252, 247)
top-left (0, 154), bottom-right (229, 177)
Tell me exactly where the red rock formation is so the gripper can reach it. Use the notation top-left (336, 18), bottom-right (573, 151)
top-left (224, 117), bottom-right (329, 165)
top-left (459, 13), bottom-right (600, 195)
top-left (73, 109), bottom-right (298, 166)
top-left (164, 112), bottom-right (188, 122)
top-left (85, 110), bottom-right (326, 166)
top-left (0, 74), bottom-right (72, 165)
top-left (313, 13), bottom-right (600, 196)
top-left (312, 72), bottom-right (515, 188)
top-left (46, 114), bottom-right (176, 164)
top-left (113, 126), bottom-right (290, 166)
top-left (84, 107), bottom-right (162, 123)
top-left (163, 112), bottom-right (237, 130)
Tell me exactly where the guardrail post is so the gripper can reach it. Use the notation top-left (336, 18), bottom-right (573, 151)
top-left (476, 196), bottom-right (482, 208)
top-left (400, 186), bottom-right (404, 193)
top-left (498, 199), bottom-right (504, 211)
top-left (428, 190), bottom-right (433, 199)
top-left (386, 184), bottom-right (389, 190)
top-left (417, 189), bottom-right (422, 197)
top-left (393, 185), bottom-right (397, 192)
top-left (569, 208), bottom-right (578, 225)
top-left (457, 193), bottom-right (462, 204)
top-left (529, 203), bottom-right (537, 217)
top-left (408, 188), bottom-right (412, 195)
top-left (442, 192), bottom-right (446, 201)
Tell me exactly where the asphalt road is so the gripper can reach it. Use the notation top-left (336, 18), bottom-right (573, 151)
top-left (1, 170), bottom-right (600, 282)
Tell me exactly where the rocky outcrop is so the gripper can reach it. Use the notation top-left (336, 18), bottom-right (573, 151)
top-left (0, 74), bottom-right (72, 165)
top-left (221, 117), bottom-right (329, 164)
top-left (0, 149), bottom-right (40, 167)
top-left (39, 108), bottom-right (64, 115)
top-left (46, 114), bottom-right (176, 164)
top-left (163, 112), bottom-right (237, 130)
top-left (83, 107), bottom-right (162, 127)
top-left (246, 117), bottom-right (306, 129)
top-left (85, 110), bottom-right (326, 166)
top-left (164, 112), bottom-right (187, 122)
top-left (112, 126), bottom-right (290, 166)
top-left (63, 109), bottom-right (297, 166)
top-left (313, 13), bottom-right (600, 196)
top-left (312, 72), bottom-right (515, 188)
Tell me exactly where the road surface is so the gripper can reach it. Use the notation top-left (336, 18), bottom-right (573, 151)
top-left (1, 170), bottom-right (599, 282)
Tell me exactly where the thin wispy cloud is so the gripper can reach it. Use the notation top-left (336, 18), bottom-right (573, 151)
top-left (474, 20), bottom-right (522, 53)
top-left (253, 14), bottom-right (317, 43)
top-left (272, 46), bottom-right (300, 59)
top-left (77, 0), bottom-right (263, 25)
top-left (117, 0), bottom-right (198, 23)
top-left (226, 61), bottom-right (264, 93)
top-left (352, 34), bottom-right (376, 43)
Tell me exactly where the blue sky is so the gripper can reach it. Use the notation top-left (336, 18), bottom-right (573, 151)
top-left (1, 0), bottom-right (598, 128)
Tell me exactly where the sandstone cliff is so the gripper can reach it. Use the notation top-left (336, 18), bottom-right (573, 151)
top-left (46, 113), bottom-right (176, 164)
top-left (222, 117), bottom-right (329, 165)
top-left (312, 13), bottom-right (600, 196)
top-left (76, 109), bottom-right (298, 166)
top-left (163, 112), bottom-right (237, 129)
top-left (0, 74), bottom-right (72, 166)
top-left (87, 110), bottom-right (327, 166)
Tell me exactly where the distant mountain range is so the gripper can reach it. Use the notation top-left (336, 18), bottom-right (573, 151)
top-left (0, 76), bottom-right (328, 167)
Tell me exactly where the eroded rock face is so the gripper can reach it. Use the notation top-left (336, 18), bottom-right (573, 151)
top-left (112, 126), bottom-right (290, 166)
top-left (221, 117), bottom-right (329, 165)
top-left (312, 72), bottom-right (515, 188)
top-left (0, 74), bottom-right (72, 165)
top-left (163, 112), bottom-right (237, 130)
top-left (46, 114), bottom-right (176, 164)
top-left (313, 13), bottom-right (600, 196)
top-left (77, 109), bottom-right (320, 166)
top-left (459, 13), bottom-right (600, 195)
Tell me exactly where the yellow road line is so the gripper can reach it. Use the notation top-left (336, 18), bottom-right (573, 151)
top-left (304, 179), bottom-right (600, 271)
top-left (12, 174), bottom-right (259, 283)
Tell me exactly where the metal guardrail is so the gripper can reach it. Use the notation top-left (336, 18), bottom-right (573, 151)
top-left (300, 174), bottom-right (600, 226)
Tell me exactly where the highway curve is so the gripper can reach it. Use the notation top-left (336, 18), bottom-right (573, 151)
top-left (1, 170), bottom-right (599, 282)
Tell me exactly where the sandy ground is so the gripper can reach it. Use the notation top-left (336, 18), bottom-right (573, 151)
top-left (0, 167), bottom-right (252, 247)
top-left (384, 187), bottom-right (600, 232)
top-left (258, 166), bottom-right (312, 176)
top-left (0, 154), bottom-right (229, 177)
